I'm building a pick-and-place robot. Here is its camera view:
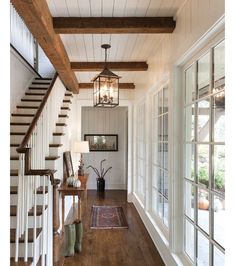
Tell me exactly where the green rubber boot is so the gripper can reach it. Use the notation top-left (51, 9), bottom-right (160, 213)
top-left (63, 224), bottom-right (76, 256)
top-left (74, 221), bottom-right (83, 253)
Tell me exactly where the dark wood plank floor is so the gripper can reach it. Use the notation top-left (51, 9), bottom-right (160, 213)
top-left (63, 190), bottom-right (165, 266)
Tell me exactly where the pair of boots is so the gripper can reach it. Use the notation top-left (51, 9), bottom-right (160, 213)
top-left (63, 220), bottom-right (83, 257)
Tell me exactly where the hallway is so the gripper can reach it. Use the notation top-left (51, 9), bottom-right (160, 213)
top-left (64, 190), bottom-right (165, 266)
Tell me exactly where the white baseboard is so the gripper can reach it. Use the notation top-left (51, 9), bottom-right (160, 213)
top-left (132, 194), bottom-right (185, 266)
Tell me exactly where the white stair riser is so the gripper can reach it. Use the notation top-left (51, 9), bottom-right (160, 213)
top-left (11, 211), bottom-right (46, 229)
top-left (55, 125), bottom-right (66, 133)
top-left (52, 135), bottom-right (64, 143)
top-left (10, 233), bottom-right (41, 259)
top-left (23, 95), bottom-right (44, 100)
top-left (60, 109), bottom-right (69, 115)
top-left (11, 125), bottom-right (29, 133)
top-left (45, 160), bottom-right (60, 169)
top-left (64, 96), bottom-right (72, 101)
top-left (11, 193), bottom-right (48, 206)
top-left (16, 108), bottom-right (37, 115)
top-left (11, 147), bottom-right (19, 157)
top-left (45, 157), bottom-right (63, 173)
top-left (11, 135), bottom-right (24, 143)
top-left (10, 160), bottom-right (19, 170)
top-left (30, 84), bottom-right (50, 88)
top-left (58, 117), bottom-right (68, 123)
top-left (11, 116), bottom-right (33, 123)
top-left (27, 89), bottom-right (47, 94)
top-left (49, 147), bottom-right (62, 157)
top-left (11, 176), bottom-right (49, 187)
top-left (11, 176), bottom-right (19, 186)
top-left (34, 79), bottom-right (52, 83)
top-left (19, 101), bottom-right (41, 107)
top-left (62, 103), bottom-right (70, 108)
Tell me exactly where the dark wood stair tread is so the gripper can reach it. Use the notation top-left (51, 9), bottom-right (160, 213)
top-left (35, 77), bottom-right (52, 80)
top-left (65, 93), bottom-right (73, 97)
top-left (45, 156), bottom-right (60, 160)
top-left (17, 106), bottom-right (38, 109)
top-left (12, 113), bottom-right (34, 117)
top-left (32, 82), bottom-right (50, 85)
top-left (10, 132), bottom-right (25, 136)
top-left (10, 228), bottom-right (42, 243)
top-left (58, 114), bottom-right (69, 118)
top-left (10, 257), bottom-right (33, 266)
top-left (56, 123), bottom-right (67, 126)
top-left (10, 255), bottom-right (42, 266)
top-left (53, 133), bottom-right (65, 136)
top-left (10, 205), bottom-right (47, 216)
top-left (10, 186), bottom-right (48, 195)
top-left (25, 92), bottom-right (45, 96)
top-left (63, 100), bottom-right (72, 103)
top-left (60, 107), bottom-right (70, 110)
top-left (11, 123), bottom-right (30, 126)
top-left (21, 99), bottom-right (42, 102)
top-left (10, 170), bottom-right (18, 176)
top-left (11, 144), bottom-right (20, 147)
top-left (49, 144), bottom-right (63, 147)
top-left (10, 156), bottom-right (19, 160)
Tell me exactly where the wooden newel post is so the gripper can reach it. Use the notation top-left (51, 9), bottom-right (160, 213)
top-left (53, 179), bottom-right (62, 264)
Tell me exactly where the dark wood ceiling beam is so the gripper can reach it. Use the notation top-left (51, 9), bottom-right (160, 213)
top-left (53, 17), bottom-right (176, 34)
top-left (71, 62), bottom-right (148, 71)
top-left (79, 83), bottom-right (135, 89)
top-left (11, 0), bottom-right (79, 93)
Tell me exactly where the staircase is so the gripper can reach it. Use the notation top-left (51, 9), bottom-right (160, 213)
top-left (10, 75), bottom-right (73, 265)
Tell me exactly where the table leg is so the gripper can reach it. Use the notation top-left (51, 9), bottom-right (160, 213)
top-left (62, 194), bottom-right (65, 232)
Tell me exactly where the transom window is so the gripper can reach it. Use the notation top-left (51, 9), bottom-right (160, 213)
top-left (184, 40), bottom-right (225, 265)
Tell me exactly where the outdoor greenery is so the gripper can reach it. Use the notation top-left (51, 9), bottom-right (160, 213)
top-left (198, 166), bottom-right (225, 191)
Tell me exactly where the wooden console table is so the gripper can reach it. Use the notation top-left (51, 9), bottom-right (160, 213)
top-left (58, 174), bottom-right (88, 231)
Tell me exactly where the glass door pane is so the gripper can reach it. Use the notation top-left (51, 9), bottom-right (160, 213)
top-left (197, 231), bottom-right (209, 266)
top-left (197, 189), bottom-right (209, 234)
top-left (213, 195), bottom-right (225, 248)
top-left (198, 52), bottom-right (210, 98)
top-left (185, 181), bottom-right (195, 221)
top-left (185, 219), bottom-right (195, 262)
top-left (214, 246), bottom-right (225, 266)
top-left (197, 99), bottom-right (210, 142)
top-left (185, 104), bottom-right (195, 142)
top-left (185, 64), bottom-right (196, 104)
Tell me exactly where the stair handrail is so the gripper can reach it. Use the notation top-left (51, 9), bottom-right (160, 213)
top-left (16, 73), bottom-right (58, 183)
top-left (14, 72), bottom-right (64, 264)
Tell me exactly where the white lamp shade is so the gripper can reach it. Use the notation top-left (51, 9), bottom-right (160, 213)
top-left (73, 141), bottom-right (90, 153)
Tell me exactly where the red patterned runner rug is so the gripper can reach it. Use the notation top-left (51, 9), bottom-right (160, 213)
top-left (90, 206), bottom-right (128, 229)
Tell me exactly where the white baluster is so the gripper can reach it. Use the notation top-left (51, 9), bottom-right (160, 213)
top-left (41, 175), bottom-right (46, 266)
top-left (24, 175), bottom-right (29, 262)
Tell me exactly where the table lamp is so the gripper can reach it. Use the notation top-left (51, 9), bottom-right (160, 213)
top-left (74, 141), bottom-right (90, 176)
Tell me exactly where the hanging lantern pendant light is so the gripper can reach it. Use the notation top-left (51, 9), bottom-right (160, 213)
top-left (92, 44), bottom-right (120, 107)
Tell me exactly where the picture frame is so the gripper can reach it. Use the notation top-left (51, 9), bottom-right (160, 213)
top-left (84, 134), bottom-right (118, 152)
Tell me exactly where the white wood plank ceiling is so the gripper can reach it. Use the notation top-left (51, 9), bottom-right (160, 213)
top-left (46, 0), bottom-right (183, 84)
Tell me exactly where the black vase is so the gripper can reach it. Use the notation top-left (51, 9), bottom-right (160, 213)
top-left (97, 178), bottom-right (105, 192)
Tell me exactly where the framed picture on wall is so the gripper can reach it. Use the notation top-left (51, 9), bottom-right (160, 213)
top-left (84, 134), bottom-right (118, 152)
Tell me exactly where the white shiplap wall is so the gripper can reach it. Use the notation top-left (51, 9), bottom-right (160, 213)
top-left (10, 48), bottom-right (36, 114)
top-left (81, 107), bottom-right (128, 189)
